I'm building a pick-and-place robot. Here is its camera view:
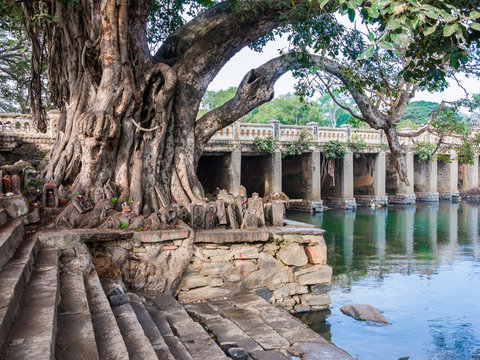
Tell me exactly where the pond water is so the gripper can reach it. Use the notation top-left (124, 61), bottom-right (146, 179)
top-left (288, 202), bottom-right (480, 360)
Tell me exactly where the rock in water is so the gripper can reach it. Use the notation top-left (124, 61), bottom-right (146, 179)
top-left (340, 304), bottom-right (389, 324)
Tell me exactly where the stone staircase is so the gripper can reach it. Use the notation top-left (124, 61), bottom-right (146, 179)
top-left (0, 213), bottom-right (230, 360)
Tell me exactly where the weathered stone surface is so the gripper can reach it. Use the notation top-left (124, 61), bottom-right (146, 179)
top-left (304, 244), bottom-right (327, 265)
top-left (178, 286), bottom-right (229, 302)
top-left (271, 201), bottom-right (284, 227)
top-left (236, 195), bottom-right (247, 220)
top-left (294, 304), bottom-right (311, 314)
top-left (255, 287), bottom-right (273, 301)
top-left (216, 200), bottom-right (227, 225)
top-left (234, 260), bottom-right (257, 277)
top-left (135, 230), bottom-right (190, 243)
top-left (273, 283), bottom-right (308, 300)
top-left (340, 304), bottom-right (389, 324)
top-left (0, 194), bottom-right (29, 219)
top-left (250, 350), bottom-right (290, 360)
top-left (228, 347), bottom-right (249, 360)
top-left (244, 267), bottom-right (289, 289)
top-left (237, 185), bottom-right (247, 196)
top-left (247, 197), bottom-right (265, 227)
top-left (203, 248), bottom-right (232, 262)
top-left (227, 203), bottom-right (239, 229)
top-left (194, 229), bottom-right (270, 244)
top-left (191, 203), bottom-right (206, 229)
top-left (295, 265), bottom-right (332, 286)
top-left (165, 204), bottom-right (178, 226)
top-left (300, 294), bottom-right (331, 307)
top-left (205, 202), bottom-right (217, 229)
top-left (200, 262), bottom-right (234, 276)
top-left (288, 342), bottom-right (353, 360)
top-left (241, 213), bottom-right (258, 230)
top-left (233, 246), bottom-right (259, 259)
top-left (277, 244), bottom-right (308, 267)
top-left (311, 283), bottom-right (331, 295)
top-left (178, 276), bottom-right (209, 290)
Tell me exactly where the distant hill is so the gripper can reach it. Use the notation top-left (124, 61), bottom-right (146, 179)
top-left (400, 101), bottom-right (439, 126)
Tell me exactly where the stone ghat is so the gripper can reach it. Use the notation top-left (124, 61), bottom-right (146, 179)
top-left (38, 222), bottom-right (333, 315)
top-left (179, 227), bottom-right (332, 314)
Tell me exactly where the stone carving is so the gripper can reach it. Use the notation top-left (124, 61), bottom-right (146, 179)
top-left (178, 206), bottom-right (190, 223)
top-left (252, 192), bottom-right (259, 199)
top-left (217, 189), bottom-right (235, 203)
top-left (247, 197), bottom-right (265, 227)
top-left (42, 183), bottom-right (59, 208)
top-left (241, 213), bottom-right (258, 230)
top-left (22, 167), bottom-right (37, 190)
top-left (237, 185), bottom-right (247, 196)
top-left (236, 195), bottom-right (247, 220)
top-left (226, 203), bottom-right (239, 229)
top-left (166, 204), bottom-right (178, 226)
top-left (271, 200), bottom-right (284, 227)
top-left (72, 194), bottom-right (94, 213)
top-left (215, 200), bottom-right (227, 226)
top-left (191, 203), bottom-right (206, 229)
top-left (264, 203), bottom-right (272, 225)
top-left (3, 175), bottom-right (12, 193)
top-left (11, 175), bottom-right (21, 194)
top-left (0, 170), bottom-right (3, 194)
top-left (205, 202), bottom-right (217, 229)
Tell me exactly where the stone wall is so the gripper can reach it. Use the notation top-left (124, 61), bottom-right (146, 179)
top-left (178, 227), bottom-right (331, 314)
top-left (85, 225), bottom-right (332, 315)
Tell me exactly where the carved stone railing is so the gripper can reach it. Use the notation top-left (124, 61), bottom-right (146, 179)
top-left (0, 111), bottom-right (59, 138)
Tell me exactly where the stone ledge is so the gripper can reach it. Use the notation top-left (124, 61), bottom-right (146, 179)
top-left (283, 219), bottom-right (316, 228)
top-left (133, 230), bottom-right (190, 243)
top-left (194, 229), bottom-right (270, 244)
top-left (269, 227), bottom-right (325, 236)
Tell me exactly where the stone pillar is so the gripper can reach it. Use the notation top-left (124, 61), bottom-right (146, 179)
top-left (392, 151), bottom-right (415, 204)
top-left (373, 151), bottom-right (386, 197)
top-left (465, 153), bottom-right (479, 190)
top-left (340, 151), bottom-right (356, 209)
top-left (230, 148), bottom-right (241, 194)
top-left (272, 149), bottom-right (282, 193)
top-left (417, 158), bottom-right (439, 202)
top-left (374, 208), bottom-right (387, 260)
top-left (310, 149), bottom-right (321, 200)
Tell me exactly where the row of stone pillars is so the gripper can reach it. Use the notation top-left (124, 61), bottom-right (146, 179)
top-left (198, 149), bottom-right (479, 211)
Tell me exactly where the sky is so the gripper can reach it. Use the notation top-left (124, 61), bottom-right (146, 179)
top-left (208, 32), bottom-right (480, 107)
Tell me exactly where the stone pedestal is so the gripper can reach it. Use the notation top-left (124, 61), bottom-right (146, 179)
top-left (373, 151), bottom-right (386, 197)
top-left (390, 151), bottom-right (416, 205)
top-left (230, 149), bottom-right (241, 195)
top-left (437, 153), bottom-right (458, 201)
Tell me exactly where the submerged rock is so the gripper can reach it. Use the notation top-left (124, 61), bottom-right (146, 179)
top-left (340, 304), bottom-right (389, 324)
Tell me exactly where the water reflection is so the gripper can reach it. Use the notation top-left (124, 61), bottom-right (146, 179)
top-left (290, 202), bottom-right (480, 360)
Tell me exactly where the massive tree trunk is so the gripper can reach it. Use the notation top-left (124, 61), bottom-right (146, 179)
top-left (31, 1), bottom-right (284, 217)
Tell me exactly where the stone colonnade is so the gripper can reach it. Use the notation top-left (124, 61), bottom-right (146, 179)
top-left (204, 148), bottom-right (478, 211)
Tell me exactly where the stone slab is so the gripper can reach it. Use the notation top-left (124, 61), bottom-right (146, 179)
top-left (0, 237), bottom-right (38, 348)
top-left (84, 270), bottom-right (129, 360)
top-left (194, 229), bottom-right (270, 244)
top-left (0, 194), bottom-right (29, 220)
top-left (56, 271), bottom-right (99, 360)
top-left (288, 342), bottom-right (353, 360)
top-left (270, 227), bottom-right (325, 236)
top-left (0, 218), bottom-right (24, 272)
top-left (135, 230), bottom-right (190, 243)
top-left (163, 335), bottom-right (194, 360)
top-left (178, 286), bottom-right (229, 302)
top-left (4, 248), bottom-right (59, 360)
top-left (282, 219), bottom-right (316, 228)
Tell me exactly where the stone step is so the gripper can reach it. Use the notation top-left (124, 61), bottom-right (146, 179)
top-left (56, 270), bottom-right (99, 360)
top-left (110, 295), bottom-right (158, 359)
top-left (4, 247), bottom-right (59, 360)
top-left (151, 294), bottom-right (229, 360)
top-left (0, 236), bottom-right (39, 348)
top-left (147, 306), bottom-right (194, 360)
top-left (0, 208), bottom-right (7, 227)
top-left (84, 270), bottom-right (129, 360)
top-left (128, 294), bottom-right (175, 359)
top-left (0, 218), bottom-right (24, 272)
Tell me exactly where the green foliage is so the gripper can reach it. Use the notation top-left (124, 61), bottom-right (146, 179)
top-left (137, 226), bottom-right (144, 231)
top-left (414, 141), bottom-right (436, 163)
top-left (283, 129), bottom-right (314, 157)
top-left (323, 140), bottom-right (347, 160)
top-left (111, 197), bottom-right (118, 204)
top-left (401, 101), bottom-right (440, 127)
top-left (456, 138), bottom-right (478, 165)
top-left (120, 222), bottom-right (128, 230)
top-left (253, 136), bottom-right (278, 153)
top-left (348, 134), bottom-right (368, 159)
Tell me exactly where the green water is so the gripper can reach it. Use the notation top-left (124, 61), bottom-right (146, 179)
top-left (289, 202), bottom-right (480, 360)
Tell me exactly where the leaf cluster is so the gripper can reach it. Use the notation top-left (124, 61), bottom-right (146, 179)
top-left (323, 140), bottom-right (347, 160)
top-left (253, 136), bottom-right (278, 154)
top-left (414, 141), bottom-right (436, 163)
top-left (283, 129), bottom-right (314, 157)
top-left (347, 134), bottom-right (368, 159)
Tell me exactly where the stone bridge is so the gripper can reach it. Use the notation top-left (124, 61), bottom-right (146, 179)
top-left (1, 113), bottom-right (479, 210)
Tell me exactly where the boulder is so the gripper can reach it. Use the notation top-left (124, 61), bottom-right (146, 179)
top-left (178, 286), bottom-right (229, 302)
top-left (304, 244), bottom-right (327, 265)
top-left (340, 304), bottom-right (389, 324)
top-left (0, 194), bottom-right (29, 220)
top-left (295, 265), bottom-right (332, 286)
